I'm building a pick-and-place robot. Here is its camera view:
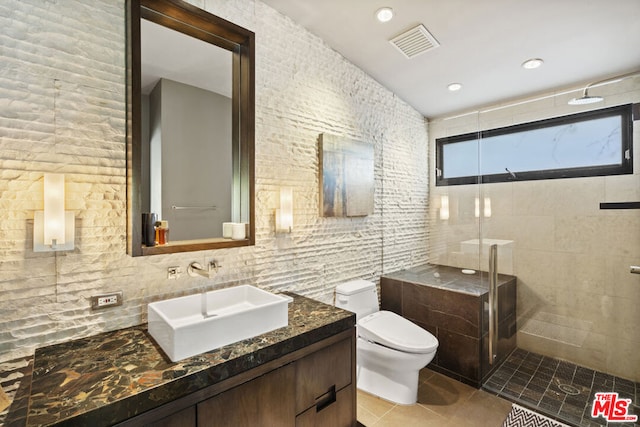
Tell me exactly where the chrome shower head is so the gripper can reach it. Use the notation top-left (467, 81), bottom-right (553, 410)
top-left (568, 70), bottom-right (639, 106)
top-left (568, 88), bottom-right (604, 105)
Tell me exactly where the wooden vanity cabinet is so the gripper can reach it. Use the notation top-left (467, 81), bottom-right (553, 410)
top-left (296, 385), bottom-right (354, 427)
top-left (295, 337), bottom-right (354, 426)
top-left (147, 407), bottom-right (196, 427)
top-left (119, 329), bottom-right (356, 427)
top-left (198, 364), bottom-right (296, 426)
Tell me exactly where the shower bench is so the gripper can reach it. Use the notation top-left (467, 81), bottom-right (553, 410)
top-left (380, 264), bottom-right (517, 387)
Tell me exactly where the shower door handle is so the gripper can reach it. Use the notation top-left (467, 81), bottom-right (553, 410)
top-left (631, 266), bottom-right (640, 274)
top-left (488, 244), bottom-right (498, 365)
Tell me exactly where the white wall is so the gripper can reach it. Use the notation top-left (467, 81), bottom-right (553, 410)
top-left (428, 77), bottom-right (640, 381)
top-left (149, 78), bottom-right (232, 239)
top-left (0, 0), bottom-right (428, 363)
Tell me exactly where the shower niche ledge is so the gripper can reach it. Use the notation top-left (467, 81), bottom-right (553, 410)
top-left (381, 264), bottom-right (517, 387)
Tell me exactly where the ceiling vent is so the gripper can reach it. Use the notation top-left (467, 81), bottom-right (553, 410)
top-left (389, 24), bottom-right (440, 59)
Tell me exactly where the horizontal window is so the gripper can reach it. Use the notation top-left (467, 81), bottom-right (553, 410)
top-left (436, 104), bottom-right (634, 186)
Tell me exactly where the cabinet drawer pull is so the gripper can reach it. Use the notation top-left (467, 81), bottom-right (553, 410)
top-left (315, 385), bottom-right (336, 412)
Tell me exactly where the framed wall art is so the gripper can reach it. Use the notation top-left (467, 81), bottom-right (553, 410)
top-left (319, 133), bottom-right (374, 217)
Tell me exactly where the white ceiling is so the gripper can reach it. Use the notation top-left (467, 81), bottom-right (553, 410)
top-left (261, 0), bottom-right (640, 118)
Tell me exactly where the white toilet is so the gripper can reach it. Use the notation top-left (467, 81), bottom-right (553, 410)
top-left (335, 280), bottom-right (438, 405)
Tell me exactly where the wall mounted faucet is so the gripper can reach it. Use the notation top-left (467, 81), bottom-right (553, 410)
top-left (187, 261), bottom-right (220, 278)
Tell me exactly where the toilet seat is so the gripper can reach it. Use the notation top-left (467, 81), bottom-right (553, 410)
top-left (358, 311), bottom-right (438, 354)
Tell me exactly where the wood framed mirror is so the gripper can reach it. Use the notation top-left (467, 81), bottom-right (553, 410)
top-left (126, 0), bottom-right (255, 256)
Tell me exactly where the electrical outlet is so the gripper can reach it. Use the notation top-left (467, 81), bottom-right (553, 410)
top-left (91, 291), bottom-right (123, 310)
top-left (167, 266), bottom-right (182, 279)
top-left (98, 295), bottom-right (118, 306)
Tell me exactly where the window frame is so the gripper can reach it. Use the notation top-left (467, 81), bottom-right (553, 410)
top-left (435, 104), bottom-right (634, 186)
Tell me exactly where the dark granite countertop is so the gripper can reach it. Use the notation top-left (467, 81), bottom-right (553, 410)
top-left (4, 292), bottom-right (354, 427)
top-left (383, 264), bottom-right (516, 296)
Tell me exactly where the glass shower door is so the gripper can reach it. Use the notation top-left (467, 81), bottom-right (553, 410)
top-left (475, 115), bottom-right (517, 382)
top-left (429, 115), bottom-right (491, 385)
top-left (431, 72), bottom-right (639, 427)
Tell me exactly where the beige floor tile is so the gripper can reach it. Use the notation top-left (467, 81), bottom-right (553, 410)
top-left (357, 389), bottom-right (396, 418)
top-left (446, 389), bottom-right (513, 426)
top-left (418, 368), bottom-right (436, 383)
top-left (374, 403), bottom-right (446, 427)
top-left (441, 418), bottom-right (488, 427)
top-left (417, 370), bottom-right (477, 417)
top-left (357, 404), bottom-right (380, 427)
top-left (356, 369), bottom-right (513, 427)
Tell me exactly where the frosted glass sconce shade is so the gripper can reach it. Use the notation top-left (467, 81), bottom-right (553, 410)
top-left (474, 197), bottom-right (492, 218)
top-left (44, 173), bottom-right (64, 244)
top-left (276, 187), bottom-right (293, 233)
top-left (34, 173), bottom-right (75, 252)
top-left (484, 197), bottom-right (492, 218)
top-left (439, 195), bottom-right (449, 220)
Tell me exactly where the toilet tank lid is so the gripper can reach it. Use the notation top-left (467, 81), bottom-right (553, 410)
top-left (336, 279), bottom-right (375, 295)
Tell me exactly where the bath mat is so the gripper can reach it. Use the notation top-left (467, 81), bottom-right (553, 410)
top-left (502, 404), bottom-right (570, 427)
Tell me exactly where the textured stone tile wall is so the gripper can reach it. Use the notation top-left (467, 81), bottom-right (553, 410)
top-left (0, 0), bottom-right (429, 362)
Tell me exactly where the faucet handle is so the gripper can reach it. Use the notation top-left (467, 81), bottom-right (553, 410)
top-left (209, 260), bottom-right (221, 273)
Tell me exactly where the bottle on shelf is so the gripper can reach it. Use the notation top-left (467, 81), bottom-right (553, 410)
top-left (155, 220), bottom-right (170, 245)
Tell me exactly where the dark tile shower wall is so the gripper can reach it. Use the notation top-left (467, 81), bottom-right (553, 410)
top-left (380, 265), bottom-right (517, 387)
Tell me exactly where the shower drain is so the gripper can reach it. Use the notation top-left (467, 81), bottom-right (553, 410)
top-left (557, 383), bottom-right (581, 395)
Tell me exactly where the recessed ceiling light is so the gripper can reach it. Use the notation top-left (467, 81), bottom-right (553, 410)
top-left (522, 58), bottom-right (544, 69)
top-left (447, 83), bottom-right (462, 91)
top-left (376, 7), bottom-right (394, 23)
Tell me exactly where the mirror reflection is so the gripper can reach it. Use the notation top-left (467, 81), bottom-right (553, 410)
top-left (141, 19), bottom-right (234, 241)
top-left (127, 0), bottom-right (255, 256)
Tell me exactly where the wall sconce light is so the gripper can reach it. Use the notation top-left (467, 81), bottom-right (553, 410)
top-left (474, 197), bottom-right (492, 218)
top-left (276, 187), bottom-right (293, 233)
top-left (439, 195), bottom-right (449, 220)
top-left (34, 173), bottom-right (75, 252)
top-left (484, 197), bottom-right (492, 218)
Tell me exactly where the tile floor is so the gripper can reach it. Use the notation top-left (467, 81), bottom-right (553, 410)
top-left (357, 368), bottom-right (514, 427)
top-left (484, 348), bottom-right (639, 427)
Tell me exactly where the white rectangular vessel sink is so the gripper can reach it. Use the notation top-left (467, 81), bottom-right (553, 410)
top-left (148, 285), bottom-right (292, 362)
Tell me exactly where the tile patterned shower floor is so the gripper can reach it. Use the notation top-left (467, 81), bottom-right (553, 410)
top-left (483, 348), bottom-right (639, 427)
